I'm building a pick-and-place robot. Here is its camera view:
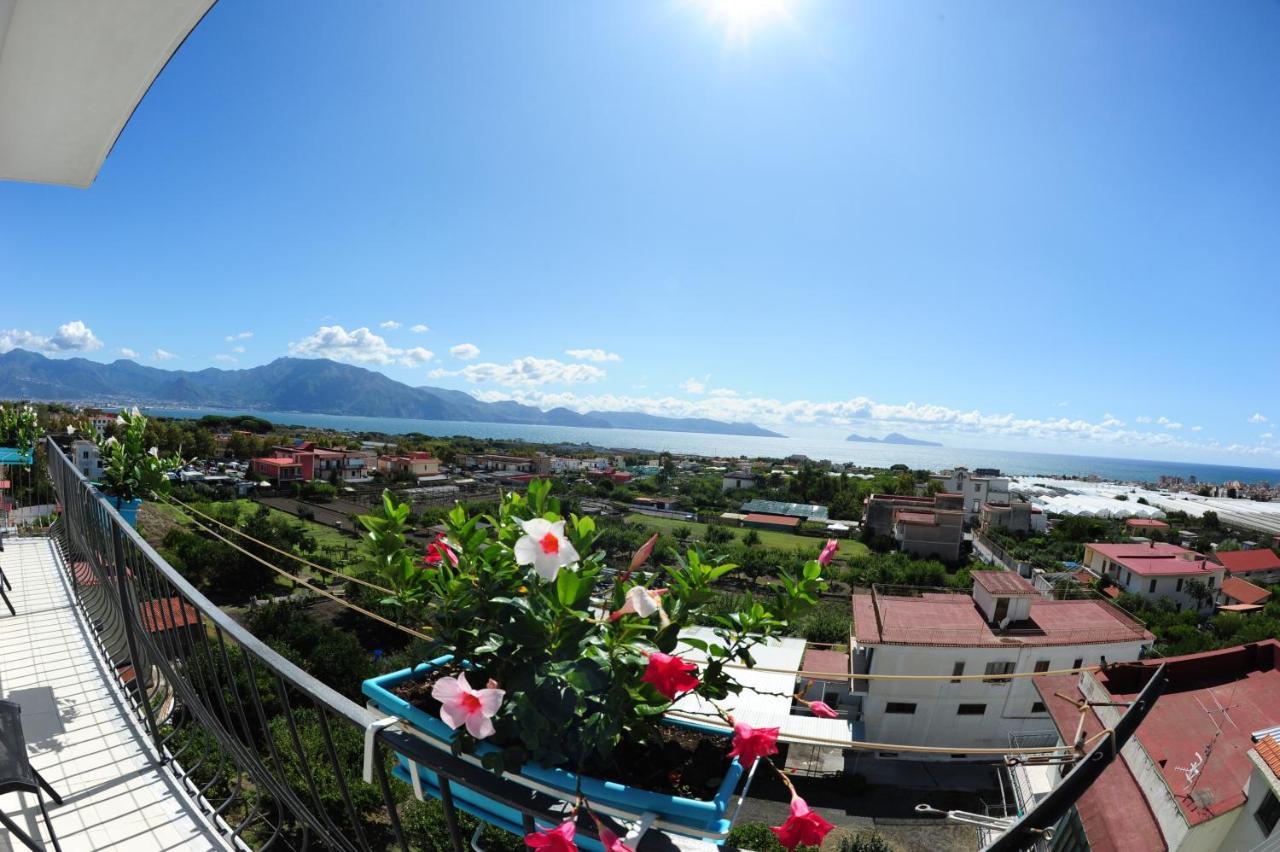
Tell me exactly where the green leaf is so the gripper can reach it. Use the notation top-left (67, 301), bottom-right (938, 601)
top-left (556, 569), bottom-right (582, 608)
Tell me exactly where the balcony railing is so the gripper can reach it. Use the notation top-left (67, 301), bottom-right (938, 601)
top-left (41, 437), bottom-right (643, 851)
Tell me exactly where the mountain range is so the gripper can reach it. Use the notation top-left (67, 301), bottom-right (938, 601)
top-left (846, 431), bottom-right (942, 447)
top-left (0, 350), bottom-right (784, 438)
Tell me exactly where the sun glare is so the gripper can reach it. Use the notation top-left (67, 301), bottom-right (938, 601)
top-left (698, 0), bottom-right (794, 46)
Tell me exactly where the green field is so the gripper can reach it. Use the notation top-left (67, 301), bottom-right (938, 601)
top-left (623, 513), bottom-right (868, 560)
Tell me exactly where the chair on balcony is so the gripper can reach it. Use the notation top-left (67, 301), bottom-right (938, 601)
top-left (0, 700), bottom-right (64, 852)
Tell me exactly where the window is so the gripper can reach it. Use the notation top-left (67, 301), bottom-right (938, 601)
top-left (1208, 576), bottom-right (1215, 588)
top-left (878, 752), bottom-right (899, 759)
top-left (1073, 658), bottom-right (1084, 670)
top-left (885, 702), bottom-right (917, 715)
top-left (957, 704), bottom-right (986, 716)
top-left (1149, 579), bottom-right (1157, 594)
top-left (1256, 790), bottom-right (1280, 835)
top-left (1034, 660), bottom-right (1051, 673)
top-left (1176, 578), bottom-right (1184, 592)
top-left (950, 661), bottom-right (965, 683)
top-left (1031, 701), bottom-right (1047, 714)
top-left (984, 661), bottom-right (1016, 684)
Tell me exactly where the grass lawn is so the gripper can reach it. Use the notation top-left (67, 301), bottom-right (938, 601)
top-left (623, 513), bottom-right (869, 560)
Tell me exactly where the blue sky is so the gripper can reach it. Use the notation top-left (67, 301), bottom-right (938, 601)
top-left (2, 1), bottom-right (1278, 465)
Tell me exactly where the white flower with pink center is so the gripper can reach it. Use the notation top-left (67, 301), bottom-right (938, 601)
top-left (513, 517), bottom-right (579, 581)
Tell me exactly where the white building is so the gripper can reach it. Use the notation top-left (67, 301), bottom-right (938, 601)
top-left (1023, 642), bottom-right (1280, 851)
top-left (721, 471), bottom-right (755, 492)
top-left (70, 438), bottom-right (102, 480)
top-left (931, 467), bottom-right (1011, 523)
top-left (1082, 541), bottom-right (1225, 613)
top-left (849, 570), bottom-right (1152, 759)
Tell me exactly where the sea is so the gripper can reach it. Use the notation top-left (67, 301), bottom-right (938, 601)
top-left (143, 407), bottom-right (1280, 486)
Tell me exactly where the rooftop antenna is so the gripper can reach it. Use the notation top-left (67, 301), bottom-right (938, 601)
top-left (1177, 685), bottom-right (1242, 795)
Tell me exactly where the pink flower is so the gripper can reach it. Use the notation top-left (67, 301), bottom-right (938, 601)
top-left (625, 532), bottom-right (660, 577)
top-left (525, 820), bottom-right (577, 852)
top-left (609, 586), bottom-right (668, 621)
top-left (771, 796), bottom-right (835, 850)
top-left (808, 700), bottom-right (839, 719)
top-left (641, 652), bottom-right (700, 700)
top-left (431, 673), bottom-right (504, 739)
top-left (596, 826), bottom-right (632, 852)
top-left (514, 518), bottom-right (580, 581)
top-left (424, 533), bottom-right (459, 567)
top-left (817, 539), bottom-right (839, 567)
top-left (727, 720), bottom-right (780, 767)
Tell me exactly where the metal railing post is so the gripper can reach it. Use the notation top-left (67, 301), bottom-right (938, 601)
top-left (112, 517), bottom-right (165, 761)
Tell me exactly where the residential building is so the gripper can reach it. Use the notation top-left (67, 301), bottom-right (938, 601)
top-left (1082, 541), bottom-right (1225, 612)
top-left (930, 466), bottom-right (1011, 523)
top-left (70, 438), bottom-right (103, 480)
top-left (864, 493), bottom-right (965, 561)
top-left (739, 499), bottom-right (829, 521)
top-left (459, 453), bottom-right (549, 475)
top-left (979, 500), bottom-right (1046, 534)
top-left (251, 456), bottom-right (305, 485)
top-left (1126, 517), bottom-right (1170, 536)
top-left (863, 493), bottom-right (962, 537)
top-left (741, 513), bottom-right (802, 533)
top-left (1029, 642), bottom-right (1280, 851)
top-left (721, 470), bottom-right (755, 492)
top-left (378, 451), bottom-right (442, 478)
top-left (83, 408), bottom-right (115, 436)
top-left (1219, 576), bottom-right (1270, 611)
top-left (849, 571), bottom-right (1152, 758)
top-left (632, 496), bottom-right (680, 511)
top-left (1215, 549), bottom-right (1280, 586)
top-left (584, 468), bottom-right (633, 485)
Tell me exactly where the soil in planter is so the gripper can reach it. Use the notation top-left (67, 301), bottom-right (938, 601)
top-left (391, 666), bottom-right (733, 799)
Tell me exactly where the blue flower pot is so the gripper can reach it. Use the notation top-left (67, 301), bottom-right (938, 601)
top-left (107, 495), bottom-right (142, 528)
top-left (362, 658), bottom-right (747, 849)
top-left (0, 446), bottom-right (34, 465)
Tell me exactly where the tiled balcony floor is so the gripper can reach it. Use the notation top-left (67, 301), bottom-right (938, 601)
top-left (0, 537), bottom-right (227, 851)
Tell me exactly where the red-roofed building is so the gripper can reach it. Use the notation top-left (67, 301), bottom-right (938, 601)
top-left (865, 493), bottom-right (964, 561)
top-left (1220, 576), bottom-right (1271, 608)
top-left (848, 575), bottom-right (1152, 758)
top-left (1028, 642), bottom-right (1280, 850)
top-left (1083, 542), bottom-right (1224, 613)
top-left (251, 456), bottom-right (305, 485)
top-left (799, 646), bottom-right (852, 710)
top-left (139, 597), bottom-right (201, 639)
top-left (741, 512), bottom-right (801, 532)
top-left (1216, 549), bottom-right (1280, 585)
top-left (1125, 517), bottom-right (1170, 531)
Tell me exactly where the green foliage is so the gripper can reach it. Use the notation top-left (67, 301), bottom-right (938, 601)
top-left (301, 480), bottom-right (338, 502)
top-left (245, 600), bottom-right (375, 700)
top-left (400, 798), bottom-right (524, 852)
top-left (0, 402), bottom-right (39, 453)
top-left (743, 529), bottom-right (762, 547)
top-left (355, 480), bottom-right (828, 775)
top-left (92, 408), bottom-right (180, 501)
top-left (725, 821), bottom-right (818, 852)
top-left (161, 527), bottom-right (275, 599)
top-left (838, 832), bottom-right (895, 852)
top-left (795, 600), bottom-right (853, 644)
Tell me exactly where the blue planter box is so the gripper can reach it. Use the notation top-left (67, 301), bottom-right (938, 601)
top-left (363, 658), bottom-right (746, 849)
top-left (0, 446), bottom-right (33, 465)
top-left (103, 495), bottom-right (142, 528)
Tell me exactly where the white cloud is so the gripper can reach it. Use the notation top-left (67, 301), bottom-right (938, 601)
top-left (1157, 416), bottom-right (1183, 430)
top-left (153, 349), bottom-right (178, 361)
top-left (289, 325), bottom-right (414, 365)
top-left (1250, 413), bottom-right (1269, 424)
top-left (1262, 432), bottom-right (1274, 440)
top-left (450, 343), bottom-right (481, 361)
top-left (214, 354), bottom-right (237, 364)
top-left (225, 331), bottom-right (253, 342)
top-left (1191, 425), bottom-right (1203, 432)
top-left (231, 345), bottom-right (246, 354)
top-left (0, 320), bottom-right (102, 354)
top-left (430, 356), bottom-right (605, 387)
top-left (1135, 416), bottom-right (1152, 424)
top-left (1100, 413), bottom-right (1124, 428)
top-left (681, 377), bottom-right (707, 394)
top-left (400, 347), bottom-right (434, 367)
top-left (119, 347), bottom-right (139, 359)
top-left (411, 324), bottom-right (430, 333)
top-left (709, 388), bottom-right (739, 398)
top-left (380, 320), bottom-right (401, 330)
top-left (565, 348), bottom-right (622, 363)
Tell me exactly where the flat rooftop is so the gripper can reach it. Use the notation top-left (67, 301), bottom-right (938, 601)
top-left (1086, 542), bottom-right (1219, 577)
top-left (1070, 642), bottom-right (1280, 829)
top-left (853, 591), bottom-right (1153, 648)
top-left (0, 538), bottom-right (225, 850)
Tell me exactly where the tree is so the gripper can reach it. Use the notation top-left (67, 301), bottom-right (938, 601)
top-left (743, 529), bottom-right (761, 547)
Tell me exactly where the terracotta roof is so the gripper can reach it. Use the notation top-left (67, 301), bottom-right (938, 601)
top-left (801, 648), bottom-right (849, 677)
top-left (254, 457), bottom-right (301, 469)
top-left (1221, 576), bottom-right (1270, 606)
top-left (1217, 549), bottom-right (1280, 574)
top-left (1256, 736), bottom-right (1280, 779)
top-left (139, 597), bottom-right (200, 633)
top-left (1125, 518), bottom-right (1169, 528)
top-left (971, 570), bottom-right (1038, 596)
top-left (894, 510), bottom-right (937, 526)
top-left (1035, 676), bottom-right (1166, 852)
top-left (742, 513), bottom-right (801, 527)
top-left (852, 593), bottom-right (1152, 648)
top-left (1086, 542), bottom-right (1218, 577)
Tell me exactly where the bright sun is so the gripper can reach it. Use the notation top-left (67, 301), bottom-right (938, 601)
top-left (698, 0), bottom-right (794, 45)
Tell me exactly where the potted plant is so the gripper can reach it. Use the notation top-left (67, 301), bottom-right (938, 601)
top-left (359, 480), bottom-right (830, 849)
top-left (91, 407), bottom-right (178, 527)
top-left (0, 402), bottom-right (39, 465)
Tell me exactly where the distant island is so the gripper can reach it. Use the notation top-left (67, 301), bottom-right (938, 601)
top-left (846, 431), bottom-right (942, 447)
top-left (0, 349), bottom-right (784, 439)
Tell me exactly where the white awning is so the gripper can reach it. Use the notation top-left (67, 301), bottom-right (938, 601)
top-left (0, 0), bottom-right (214, 188)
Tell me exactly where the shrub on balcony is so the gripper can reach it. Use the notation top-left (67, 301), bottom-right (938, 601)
top-left (358, 478), bottom-right (828, 777)
top-left (0, 402), bottom-right (39, 453)
top-left (90, 408), bottom-right (179, 502)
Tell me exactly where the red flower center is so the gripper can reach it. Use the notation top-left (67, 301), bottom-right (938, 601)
top-left (460, 692), bottom-right (482, 714)
top-left (540, 532), bottom-right (560, 554)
